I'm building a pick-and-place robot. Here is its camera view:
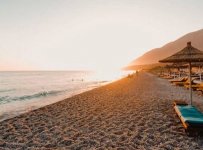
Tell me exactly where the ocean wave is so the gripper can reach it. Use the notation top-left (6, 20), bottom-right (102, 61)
top-left (0, 90), bottom-right (65, 104)
top-left (0, 96), bottom-right (10, 102)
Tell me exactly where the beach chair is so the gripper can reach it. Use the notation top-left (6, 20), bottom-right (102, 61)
top-left (174, 104), bottom-right (203, 135)
top-left (174, 77), bottom-right (198, 87)
top-left (169, 77), bottom-right (185, 83)
top-left (164, 76), bottom-right (174, 79)
top-left (183, 77), bottom-right (201, 90)
top-left (161, 74), bottom-right (173, 79)
top-left (184, 84), bottom-right (202, 90)
top-left (173, 77), bottom-right (188, 86)
top-left (196, 83), bottom-right (203, 93)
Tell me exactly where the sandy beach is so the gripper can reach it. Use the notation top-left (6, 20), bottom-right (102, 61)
top-left (0, 72), bottom-right (203, 149)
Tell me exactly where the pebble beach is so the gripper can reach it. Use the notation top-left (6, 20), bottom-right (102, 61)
top-left (0, 72), bottom-right (203, 149)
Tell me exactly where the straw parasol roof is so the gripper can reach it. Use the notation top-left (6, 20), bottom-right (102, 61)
top-left (190, 62), bottom-right (203, 67)
top-left (159, 42), bottom-right (203, 63)
top-left (170, 63), bottom-right (188, 68)
top-left (169, 62), bottom-right (203, 68)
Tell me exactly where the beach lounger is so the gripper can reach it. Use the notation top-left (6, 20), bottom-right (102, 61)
top-left (169, 77), bottom-right (187, 83)
top-left (195, 83), bottom-right (203, 93)
top-left (161, 75), bottom-right (173, 79)
top-left (174, 77), bottom-right (196, 87)
top-left (183, 78), bottom-right (201, 90)
top-left (174, 105), bottom-right (203, 135)
top-left (197, 87), bottom-right (203, 93)
top-left (163, 76), bottom-right (173, 79)
top-left (174, 79), bottom-right (188, 86)
top-left (184, 84), bottom-right (201, 90)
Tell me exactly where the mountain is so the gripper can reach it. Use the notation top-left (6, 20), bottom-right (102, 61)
top-left (127, 29), bottom-right (203, 69)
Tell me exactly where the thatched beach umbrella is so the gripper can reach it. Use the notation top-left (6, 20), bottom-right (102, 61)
top-left (159, 42), bottom-right (203, 105)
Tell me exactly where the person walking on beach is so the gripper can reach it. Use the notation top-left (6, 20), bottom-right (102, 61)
top-left (136, 70), bottom-right (139, 76)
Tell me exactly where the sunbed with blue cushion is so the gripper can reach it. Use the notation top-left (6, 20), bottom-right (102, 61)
top-left (174, 105), bottom-right (203, 132)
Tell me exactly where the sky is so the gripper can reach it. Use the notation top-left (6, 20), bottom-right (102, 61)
top-left (0, 0), bottom-right (203, 71)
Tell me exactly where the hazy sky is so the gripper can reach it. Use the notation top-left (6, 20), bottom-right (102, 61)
top-left (0, 0), bottom-right (203, 71)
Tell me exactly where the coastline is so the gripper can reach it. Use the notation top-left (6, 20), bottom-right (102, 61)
top-left (0, 79), bottom-right (112, 123)
top-left (0, 72), bottom-right (203, 149)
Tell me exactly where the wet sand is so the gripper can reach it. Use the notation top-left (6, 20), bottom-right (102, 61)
top-left (0, 72), bottom-right (203, 149)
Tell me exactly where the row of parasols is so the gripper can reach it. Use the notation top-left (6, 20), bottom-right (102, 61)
top-left (159, 42), bottom-right (203, 105)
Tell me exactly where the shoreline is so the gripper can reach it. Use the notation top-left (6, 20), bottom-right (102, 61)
top-left (0, 72), bottom-right (203, 149)
top-left (0, 79), bottom-right (113, 123)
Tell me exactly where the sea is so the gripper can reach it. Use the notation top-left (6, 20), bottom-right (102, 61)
top-left (0, 70), bottom-right (132, 122)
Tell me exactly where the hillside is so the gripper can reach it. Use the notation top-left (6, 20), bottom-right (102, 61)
top-left (127, 29), bottom-right (203, 69)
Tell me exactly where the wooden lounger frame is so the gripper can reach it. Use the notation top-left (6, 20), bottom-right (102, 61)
top-left (174, 106), bottom-right (189, 129)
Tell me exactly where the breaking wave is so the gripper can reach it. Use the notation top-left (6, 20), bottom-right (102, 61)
top-left (0, 90), bottom-right (65, 104)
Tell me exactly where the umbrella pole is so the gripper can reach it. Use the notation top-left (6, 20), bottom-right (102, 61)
top-left (179, 68), bottom-right (180, 78)
top-left (189, 62), bottom-right (192, 105)
top-left (200, 66), bottom-right (202, 82)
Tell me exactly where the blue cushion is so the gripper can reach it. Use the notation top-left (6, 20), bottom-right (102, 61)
top-left (176, 105), bottom-right (203, 124)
